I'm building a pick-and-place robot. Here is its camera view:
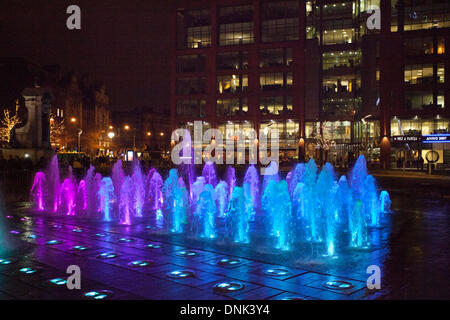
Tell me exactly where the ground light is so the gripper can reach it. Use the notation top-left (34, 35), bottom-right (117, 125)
top-left (94, 233), bottom-right (106, 237)
top-left (280, 296), bottom-right (307, 300)
top-left (213, 282), bottom-right (245, 293)
top-left (0, 258), bottom-right (14, 265)
top-left (19, 267), bottom-right (40, 274)
top-left (264, 268), bottom-right (290, 277)
top-left (71, 245), bottom-right (88, 251)
top-left (128, 260), bottom-right (153, 268)
top-left (97, 252), bottom-right (119, 259)
top-left (84, 290), bottom-right (114, 300)
top-left (217, 258), bottom-right (241, 266)
top-left (166, 270), bottom-right (195, 279)
top-left (322, 280), bottom-right (354, 290)
top-left (48, 278), bottom-right (67, 286)
top-left (176, 250), bottom-right (198, 257)
top-left (146, 243), bottom-right (162, 249)
top-left (46, 240), bottom-right (63, 245)
top-left (118, 238), bottom-right (135, 243)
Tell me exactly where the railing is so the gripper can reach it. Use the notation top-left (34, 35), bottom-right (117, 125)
top-left (0, 169), bottom-right (36, 195)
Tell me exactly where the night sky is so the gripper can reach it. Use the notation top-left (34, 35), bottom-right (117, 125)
top-left (1, 0), bottom-right (175, 112)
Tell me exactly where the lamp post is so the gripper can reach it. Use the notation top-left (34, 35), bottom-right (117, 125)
top-left (70, 117), bottom-right (82, 152)
top-left (124, 125), bottom-right (136, 152)
top-left (77, 129), bottom-right (83, 152)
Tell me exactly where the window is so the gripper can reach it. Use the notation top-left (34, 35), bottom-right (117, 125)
top-left (321, 121), bottom-right (352, 142)
top-left (176, 78), bottom-right (206, 95)
top-left (259, 48), bottom-right (293, 68)
top-left (322, 51), bottom-right (361, 71)
top-left (323, 2), bottom-right (353, 19)
top-left (216, 98), bottom-right (248, 116)
top-left (323, 77), bottom-right (361, 95)
top-left (437, 91), bottom-right (445, 109)
top-left (187, 26), bottom-right (211, 48)
top-left (218, 5), bottom-right (253, 24)
top-left (404, 0), bottom-right (450, 31)
top-left (405, 91), bottom-right (434, 110)
top-left (404, 37), bottom-right (434, 57)
top-left (176, 100), bottom-right (206, 117)
top-left (219, 22), bottom-right (254, 46)
top-left (217, 121), bottom-right (255, 144)
top-left (260, 72), bottom-right (292, 91)
top-left (259, 96), bottom-right (293, 115)
top-left (217, 74), bottom-right (248, 93)
top-left (260, 120), bottom-right (299, 142)
top-left (437, 37), bottom-right (446, 54)
top-left (322, 98), bottom-right (361, 116)
top-left (437, 64), bottom-right (445, 83)
top-left (404, 65), bottom-right (434, 84)
top-left (261, 1), bottom-right (299, 42)
top-left (176, 55), bottom-right (206, 73)
top-left (216, 52), bottom-right (248, 70)
top-left (177, 9), bottom-right (211, 49)
top-left (323, 28), bottom-right (355, 45)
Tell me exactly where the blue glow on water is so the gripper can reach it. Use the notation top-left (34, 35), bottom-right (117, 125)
top-left (194, 187), bottom-right (216, 239)
top-left (98, 177), bottom-right (115, 222)
top-left (225, 186), bottom-right (249, 243)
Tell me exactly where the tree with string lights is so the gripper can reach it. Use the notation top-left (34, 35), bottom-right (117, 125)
top-left (49, 113), bottom-right (65, 148)
top-left (0, 105), bottom-right (21, 144)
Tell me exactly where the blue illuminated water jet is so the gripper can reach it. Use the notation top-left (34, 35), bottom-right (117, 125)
top-left (225, 186), bottom-right (249, 243)
top-left (98, 177), bottom-right (115, 222)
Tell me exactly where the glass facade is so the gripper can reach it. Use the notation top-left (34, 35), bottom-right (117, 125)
top-left (216, 51), bottom-right (248, 70)
top-left (259, 96), bottom-right (293, 116)
top-left (216, 98), bottom-right (248, 117)
top-left (176, 100), bottom-right (206, 117)
top-left (322, 51), bottom-right (361, 71)
top-left (176, 77), bottom-right (206, 95)
top-left (403, 0), bottom-right (450, 31)
top-left (177, 9), bottom-right (211, 49)
top-left (172, 0), bottom-right (448, 160)
top-left (176, 55), bottom-right (206, 73)
top-left (260, 72), bottom-right (293, 91)
top-left (259, 48), bottom-right (293, 68)
top-left (217, 74), bottom-right (248, 93)
top-left (391, 118), bottom-right (449, 135)
top-left (219, 5), bottom-right (254, 46)
top-left (261, 1), bottom-right (300, 42)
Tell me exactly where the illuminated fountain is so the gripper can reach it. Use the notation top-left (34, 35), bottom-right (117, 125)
top-left (29, 153), bottom-right (391, 256)
top-left (214, 180), bottom-right (229, 218)
top-left (179, 129), bottom-right (196, 198)
top-left (193, 187), bottom-right (216, 239)
top-left (60, 178), bottom-right (76, 216)
top-left (31, 171), bottom-right (46, 211)
top-left (243, 165), bottom-right (259, 221)
top-left (316, 163), bottom-right (338, 256)
top-left (131, 162), bottom-right (145, 218)
top-left (98, 177), bottom-right (115, 222)
top-left (201, 161), bottom-right (218, 188)
top-left (111, 160), bottom-right (124, 203)
top-left (47, 155), bottom-right (60, 213)
top-left (225, 186), bottom-right (249, 243)
top-left (379, 190), bottom-right (391, 213)
top-left (225, 166), bottom-right (236, 198)
top-left (119, 177), bottom-right (133, 225)
top-left (148, 171), bottom-right (163, 211)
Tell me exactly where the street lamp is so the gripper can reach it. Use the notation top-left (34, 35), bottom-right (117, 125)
top-left (77, 129), bottom-right (83, 152)
top-left (108, 132), bottom-right (115, 139)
